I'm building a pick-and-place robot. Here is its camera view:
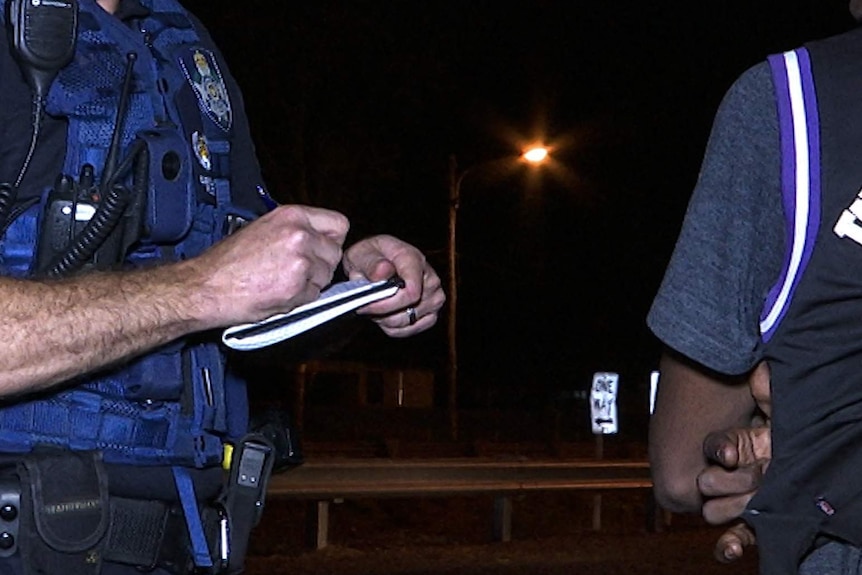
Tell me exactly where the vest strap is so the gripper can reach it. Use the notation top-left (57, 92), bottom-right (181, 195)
top-left (172, 466), bottom-right (213, 569)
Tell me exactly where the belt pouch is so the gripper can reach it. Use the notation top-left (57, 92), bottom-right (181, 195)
top-left (17, 450), bottom-right (109, 575)
top-left (104, 498), bottom-right (170, 569)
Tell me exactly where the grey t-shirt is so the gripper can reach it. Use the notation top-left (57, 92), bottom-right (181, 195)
top-left (647, 61), bottom-right (786, 375)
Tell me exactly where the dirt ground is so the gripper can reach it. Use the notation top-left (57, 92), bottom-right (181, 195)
top-left (245, 490), bottom-right (760, 575)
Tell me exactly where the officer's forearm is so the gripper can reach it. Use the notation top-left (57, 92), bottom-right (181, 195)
top-left (0, 261), bottom-right (211, 396)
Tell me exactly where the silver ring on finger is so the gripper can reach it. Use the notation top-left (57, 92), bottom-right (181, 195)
top-left (406, 307), bottom-right (418, 326)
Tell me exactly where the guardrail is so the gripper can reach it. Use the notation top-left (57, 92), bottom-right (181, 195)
top-left (266, 458), bottom-right (656, 549)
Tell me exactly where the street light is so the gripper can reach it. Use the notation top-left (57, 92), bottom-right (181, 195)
top-left (446, 146), bottom-right (550, 439)
top-left (523, 147), bottom-right (549, 164)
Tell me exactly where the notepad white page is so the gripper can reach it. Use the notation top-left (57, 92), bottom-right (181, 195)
top-left (222, 278), bottom-right (402, 350)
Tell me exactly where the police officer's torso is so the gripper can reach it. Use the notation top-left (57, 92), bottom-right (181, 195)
top-left (0, 0), bottom-right (265, 500)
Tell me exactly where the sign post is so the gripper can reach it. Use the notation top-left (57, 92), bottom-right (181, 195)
top-left (589, 372), bottom-right (619, 530)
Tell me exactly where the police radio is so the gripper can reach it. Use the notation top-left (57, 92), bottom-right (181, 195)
top-left (33, 48), bottom-right (144, 277)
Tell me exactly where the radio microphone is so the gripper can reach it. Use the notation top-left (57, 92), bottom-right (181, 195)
top-left (8, 0), bottom-right (78, 101)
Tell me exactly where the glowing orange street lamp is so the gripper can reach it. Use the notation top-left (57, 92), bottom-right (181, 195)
top-left (446, 147), bottom-right (550, 439)
top-left (522, 146), bottom-right (549, 164)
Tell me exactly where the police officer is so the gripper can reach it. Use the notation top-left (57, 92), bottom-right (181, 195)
top-left (0, 0), bottom-right (445, 573)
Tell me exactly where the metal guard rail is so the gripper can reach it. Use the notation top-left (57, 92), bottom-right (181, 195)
top-left (265, 458), bottom-right (655, 548)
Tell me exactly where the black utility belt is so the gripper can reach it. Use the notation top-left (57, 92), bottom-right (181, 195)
top-left (0, 436), bottom-right (275, 575)
top-left (0, 451), bottom-right (220, 575)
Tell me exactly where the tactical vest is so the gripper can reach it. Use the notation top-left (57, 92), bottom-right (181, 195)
top-left (0, 0), bottom-right (265, 469)
top-left (746, 27), bottom-right (862, 574)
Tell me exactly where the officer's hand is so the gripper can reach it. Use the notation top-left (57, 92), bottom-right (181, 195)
top-left (194, 205), bottom-right (349, 325)
top-left (342, 234), bottom-right (445, 337)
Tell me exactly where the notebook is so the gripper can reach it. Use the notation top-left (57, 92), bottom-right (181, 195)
top-left (222, 276), bottom-right (404, 350)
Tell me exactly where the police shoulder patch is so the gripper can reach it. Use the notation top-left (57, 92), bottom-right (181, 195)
top-left (179, 47), bottom-right (233, 132)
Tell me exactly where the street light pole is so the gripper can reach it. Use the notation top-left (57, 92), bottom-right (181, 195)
top-left (446, 148), bottom-right (549, 441)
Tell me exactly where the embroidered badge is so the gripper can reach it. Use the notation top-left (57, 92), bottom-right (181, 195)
top-left (180, 48), bottom-right (232, 132)
top-left (191, 131), bottom-right (211, 171)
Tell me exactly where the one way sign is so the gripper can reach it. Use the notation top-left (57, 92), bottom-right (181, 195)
top-left (590, 372), bottom-right (619, 435)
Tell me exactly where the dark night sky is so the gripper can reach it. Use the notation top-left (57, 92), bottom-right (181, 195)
top-left (186, 1), bottom-right (856, 405)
